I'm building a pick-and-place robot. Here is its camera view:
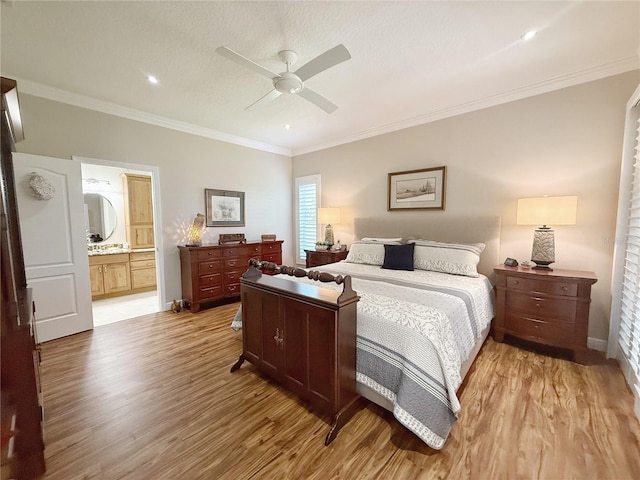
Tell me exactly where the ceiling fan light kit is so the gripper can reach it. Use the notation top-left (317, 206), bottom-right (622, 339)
top-left (216, 44), bottom-right (351, 113)
top-left (275, 72), bottom-right (303, 94)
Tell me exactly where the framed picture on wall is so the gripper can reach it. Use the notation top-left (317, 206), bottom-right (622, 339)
top-left (205, 189), bottom-right (245, 227)
top-left (387, 166), bottom-right (446, 211)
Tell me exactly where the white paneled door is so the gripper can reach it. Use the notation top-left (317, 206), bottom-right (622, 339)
top-left (13, 153), bottom-right (93, 342)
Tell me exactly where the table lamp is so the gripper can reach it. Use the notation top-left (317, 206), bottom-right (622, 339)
top-left (317, 207), bottom-right (341, 246)
top-left (516, 196), bottom-right (577, 270)
top-left (186, 213), bottom-right (206, 246)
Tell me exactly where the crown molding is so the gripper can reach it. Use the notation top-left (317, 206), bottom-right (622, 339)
top-left (292, 56), bottom-right (640, 156)
top-left (11, 77), bottom-right (291, 157)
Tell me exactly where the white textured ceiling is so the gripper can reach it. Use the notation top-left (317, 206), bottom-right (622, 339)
top-left (1, 1), bottom-right (638, 156)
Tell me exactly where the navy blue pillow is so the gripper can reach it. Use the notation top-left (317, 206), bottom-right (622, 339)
top-left (381, 243), bottom-right (415, 271)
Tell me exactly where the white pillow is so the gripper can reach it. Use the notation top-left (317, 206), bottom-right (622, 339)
top-left (345, 241), bottom-right (386, 265)
top-left (360, 237), bottom-right (402, 244)
top-left (410, 240), bottom-right (485, 277)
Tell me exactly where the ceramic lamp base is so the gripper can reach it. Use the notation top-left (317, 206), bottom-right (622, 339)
top-left (531, 227), bottom-right (555, 269)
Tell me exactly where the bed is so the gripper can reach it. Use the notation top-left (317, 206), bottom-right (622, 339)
top-left (232, 216), bottom-right (500, 449)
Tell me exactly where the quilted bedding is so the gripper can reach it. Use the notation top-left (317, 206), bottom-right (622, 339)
top-left (231, 261), bottom-right (494, 449)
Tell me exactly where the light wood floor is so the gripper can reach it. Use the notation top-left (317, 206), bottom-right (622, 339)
top-left (38, 302), bottom-right (640, 480)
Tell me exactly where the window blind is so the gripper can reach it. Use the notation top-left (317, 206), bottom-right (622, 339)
top-left (618, 116), bottom-right (640, 399)
top-left (295, 175), bottom-right (320, 264)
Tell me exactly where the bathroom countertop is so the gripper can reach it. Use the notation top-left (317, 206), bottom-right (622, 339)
top-left (87, 248), bottom-right (131, 256)
top-left (87, 246), bottom-right (156, 256)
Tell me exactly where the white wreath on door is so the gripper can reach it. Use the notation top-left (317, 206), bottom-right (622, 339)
top-left (28, 172), bottom-right (56, 200)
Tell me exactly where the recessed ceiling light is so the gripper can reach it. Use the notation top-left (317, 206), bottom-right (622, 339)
top-left (285, 124), bottom-right (291, 130)
top-left (147, 75), bottom-right (159, 85)
top-left (521, 30), bottom-right (537, 41)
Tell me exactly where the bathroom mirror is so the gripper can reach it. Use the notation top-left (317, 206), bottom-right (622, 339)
top-left (84, 193), bottom-right (116, 242)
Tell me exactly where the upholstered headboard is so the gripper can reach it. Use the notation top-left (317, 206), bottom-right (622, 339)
top-left (353, 216), bottom-right (501, 281)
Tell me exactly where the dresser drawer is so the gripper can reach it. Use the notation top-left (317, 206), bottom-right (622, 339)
top-left (224, 270), bottom-right (244, 284)
top-left (262, 253), bottom-right (281, 264)
top-left (262, 242), bottom-right (281, 253)
top-left (197, 284), bottom-right (223, 300)
top-left (224, 283), bottom-right (241, 296)
top-left (506, 276), bottom-right (578, 297)
top-left (506, 312), bottom-right (574, 344)
top-left (224, 256), bottom-right (253, 270)
top-left (222, 245), bottom-right (255, 258)
top-left (198, 260), bottom-right (222, 275)
top-left (197, 248), bottom-right (222, 261)
top-left (199, 272), bottom-right (222, 287)
top-left (245, 244), bottom-right (262, 256)
top-left (506, 291), bottom-right (576, 323)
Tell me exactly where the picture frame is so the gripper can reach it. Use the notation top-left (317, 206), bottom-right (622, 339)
top-left (205, 189), bottom-right (245, 227)
top-left (387, 166), bottom-right (446, 211)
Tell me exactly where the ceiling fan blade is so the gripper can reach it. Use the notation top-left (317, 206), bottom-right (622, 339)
top-left (245, 89), bottom-right (281, 111)
top-left (298, 88), bottom-right (338, 114)
top-left (216, 46), bottom-right (280, 80)
top-left (294, 44), bottom-right (351, 82)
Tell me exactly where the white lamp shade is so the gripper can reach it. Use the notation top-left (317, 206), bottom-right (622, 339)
top-left (516, 196), bottom-right (577, 226)
top-left (317, 207), bottom-right (341, 225)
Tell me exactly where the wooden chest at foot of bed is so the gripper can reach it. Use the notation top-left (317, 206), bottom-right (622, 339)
top-left (231, 264), bottom-right (361, 445)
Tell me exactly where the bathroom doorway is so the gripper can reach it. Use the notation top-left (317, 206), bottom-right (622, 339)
top-left (76, 156), bottom-right (165, 326)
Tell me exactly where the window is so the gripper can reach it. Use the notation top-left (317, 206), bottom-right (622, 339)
top-left (295, 174), bottom-right (320, 264)
top-left (610, 86), bottom-right (640, 419)
top-left (618, 116), bottom-right (640, 400)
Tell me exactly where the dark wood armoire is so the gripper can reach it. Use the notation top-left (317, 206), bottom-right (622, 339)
top-left (1, 77), bottom-right (46, 479)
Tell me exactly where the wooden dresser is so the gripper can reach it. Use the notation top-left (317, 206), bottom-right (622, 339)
top-left (493, 265), bottom-right (597, 363)
top-left (305, 249), bottom-right (348, 268)
top-left (178, 241), bottom-right (283, 312)
top-left (232, 266), bottom-right (360, 445)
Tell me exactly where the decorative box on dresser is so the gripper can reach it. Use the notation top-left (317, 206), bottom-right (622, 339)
top-left (178, 240), bottom-right (283, 312)
top-left (493, 265), bottom-right (597, 363)
top-left (305, 249), bottom-right (348, 268)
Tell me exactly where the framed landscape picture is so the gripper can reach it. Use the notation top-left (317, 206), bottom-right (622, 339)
top-left (387, 166), bottom-right (446, 211)
top-left (205, 189), bottom-right (245, 226)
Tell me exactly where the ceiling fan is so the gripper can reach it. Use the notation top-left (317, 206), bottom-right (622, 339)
top-left (216, 44), bottom-right (351, 114)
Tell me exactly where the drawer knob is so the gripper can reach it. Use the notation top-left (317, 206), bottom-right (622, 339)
top-left (562, 286), bottom-right (568, 291)
top-left (513, 280), bottom-right (519, 285)
top-left (536, 303), bottom-right (541, 308)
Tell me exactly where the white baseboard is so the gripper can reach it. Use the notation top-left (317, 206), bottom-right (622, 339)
top-left (587, 337), bottom-right (607, 352)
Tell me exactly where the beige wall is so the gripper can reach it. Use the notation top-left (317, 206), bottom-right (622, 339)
top-left (16, 94), bottom-right (292, 308)
top-left (14, 71), bottom-right (638, 343)
top-left (292, 71), bottom-right (639, 344)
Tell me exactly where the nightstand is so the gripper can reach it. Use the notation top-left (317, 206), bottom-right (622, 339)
top-left (493, 265), bottom-right (597, 363)
top-left (305, 249), bottom-right (348, 268)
